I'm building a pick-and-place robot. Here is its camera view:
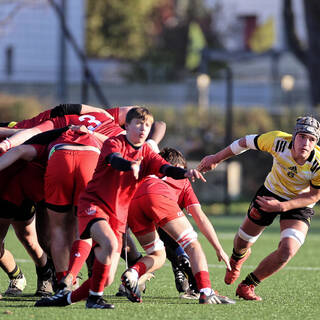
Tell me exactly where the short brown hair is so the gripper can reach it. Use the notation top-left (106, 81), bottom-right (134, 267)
top-left (159, 147), bottom-right (187, 169)
top-left (125, 107), bottom-right (154, 125)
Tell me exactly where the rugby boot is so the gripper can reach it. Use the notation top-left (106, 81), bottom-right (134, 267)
top-left (177, 255), bottom-right (198, 292)
top-left (224, 248), bottom-right (251, 285)
top-left (35, 290), bottom-right (70, 307)
top-left (35, 277), bottom-right (54, 297)
top-left (121, 268), bottom-right (142, 303)
top-left (86, 295), bottom-right (114, 309)
top-left (4, 273), bottom-right (26, 296)
top-left (180, 289), bottom-right (200, 300)
top-left (236, 283), bottom-right (262, 301)
top-left (172, 266), bottom-right (189, 293)
top-left (199, 289), bottom-right (236, 304)
top-left (115, 283), bottom-right (127, 297)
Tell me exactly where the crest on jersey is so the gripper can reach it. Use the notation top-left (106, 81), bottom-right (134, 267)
top-left (287, 166), bottom-right (297, 178)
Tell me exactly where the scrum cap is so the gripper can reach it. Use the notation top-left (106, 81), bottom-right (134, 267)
top-left (293, 116), bottom-right (320, 141)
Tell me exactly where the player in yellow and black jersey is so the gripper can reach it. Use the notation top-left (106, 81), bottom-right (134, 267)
top-left (198, 116), bottom-right (320, 301)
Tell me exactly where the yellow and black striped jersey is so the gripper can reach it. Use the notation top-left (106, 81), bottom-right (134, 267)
top-left (253, 131), bottom-right (320, 206)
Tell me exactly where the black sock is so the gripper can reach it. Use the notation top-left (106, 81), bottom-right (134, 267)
top-left (36, 260), bottom-right (53, 280)
top-left (243, 272), bottom-right (261, 286)
top-left (231, 248), bottom-right (249, 261)
top-left (8, 265), bottom-right (22, 279)
top-left (128, 254), bottom-right (143, 268)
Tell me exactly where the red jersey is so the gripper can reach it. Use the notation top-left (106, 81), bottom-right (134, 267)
top-left (78, 135), bottom-right (168, 233)
top-left (105, 108), bottom-right (120, 125)
top-left (133, 175), bottom-right (199, 210)
top-left (14, 110), bottom-right (52, 129)
top-left (48, 130), bottom-right (103, 151)
top-left (50, 112), bottom-right (113, 131)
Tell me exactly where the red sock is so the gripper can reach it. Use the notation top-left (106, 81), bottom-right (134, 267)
top-left (56, 271), bottom-right (68, 283)
top-left (195, 271), bottom-right (211, 290)
top-left (89, 258), bottom-right (111, 294)
top-left (70, 279), bottom-right (90, 303)
top-left (132, 261), bottom-right (147, 277)
top-left (68, 240), bottom-right (92, 279)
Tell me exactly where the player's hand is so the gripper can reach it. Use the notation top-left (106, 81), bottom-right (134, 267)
top-left (70, 125), bottom-right (90, 135)
top-left (0, 143), bottom-right (7, 154)
top-left (216, 248), bottom-right (231, 271)
top-left (197, 155), bottom-right (219, 173)
top-left (184, 168), bottom-right (206, 182)
top-left (256, 196), bottom-right (284, 212)
top-left (131, 157), bottom-right (143, 179)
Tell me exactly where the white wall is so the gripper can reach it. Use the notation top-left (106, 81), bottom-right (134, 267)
top-left (207, 0), bottom-right (306, 51)
top-left (0, 0), bottom-right (85, 83)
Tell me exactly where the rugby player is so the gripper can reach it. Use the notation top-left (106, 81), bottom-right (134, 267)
top-left (34, 107), bottom-right (205, 309)
top-left (197, 116), bottom-right (320, 300)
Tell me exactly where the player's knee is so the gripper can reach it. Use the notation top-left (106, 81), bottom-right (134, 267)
top-left (142, 238), bottom-right (164, 255)
top-left (238, 228), bottom-right (261, 243)
top-left (280, 228), bottom-right (305, 246)
top-left (176, 228), bottom-right (198, 250)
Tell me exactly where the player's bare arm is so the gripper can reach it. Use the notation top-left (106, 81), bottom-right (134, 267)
top-left (188, 205), bottom-right (231, 270)
top-left (197, 137), bottom-right (248, 173)
top-left (0, 120), bottom-right (55, 153)
top-left (0, 127), bottom-right (23, 138)
top-left (0, 144), bottom-right (37, 171)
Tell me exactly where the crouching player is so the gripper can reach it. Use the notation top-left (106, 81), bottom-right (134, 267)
top-left (197, 116), bottom-right (320, 301)
top-left (35, 107), bottom-right (205, 309)
top-left (122, 147), bottom-right (235, 305)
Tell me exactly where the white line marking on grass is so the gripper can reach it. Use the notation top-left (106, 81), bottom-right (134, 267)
top-left (17, 258), bottom-right (320, 271)
top-left (206, 264), bottom-right (320, 271)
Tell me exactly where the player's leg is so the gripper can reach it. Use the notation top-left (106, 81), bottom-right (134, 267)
top-left (0, 218), bottom-right (26, 296)
top-left (116, 229), bottom-right (143, 296)
top-left (35, 201), bottom-right (51, 256)
top-left (162, 216), bottom-right (235, 304)
top-left (121, 229), bottom-right (165, 303)
top-left (236, 219), bottom-right (308, 301)
top-left (84, 219), bottom-right (119, 309)
top-left (12, 210), bottom-right (54, 297)
top-left (158, 227), bottom-right (195, 294)
top-left (225, 215), bottom-right (265, 285)
top-left (47, 207), bottom-right (77, 283)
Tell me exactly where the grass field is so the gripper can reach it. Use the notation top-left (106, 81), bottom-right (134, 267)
top-left (1, 215), bottom-right (319, 320)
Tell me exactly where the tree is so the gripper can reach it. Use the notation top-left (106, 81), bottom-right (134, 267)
top-left (283, 0), bottom-right (320, 108)
top-left (86, 0), bottom-right (223, 81)
top-left (86, 0), bottom-right (159, 60)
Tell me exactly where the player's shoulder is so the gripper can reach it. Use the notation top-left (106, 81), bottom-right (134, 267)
top-left (258, 130), bottom-right (291, 148)
top-left (260, 130), bottom-right (291, 141)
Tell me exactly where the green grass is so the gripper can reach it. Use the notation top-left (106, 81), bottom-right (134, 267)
top-left (1, 216), bottom-right (320, 320)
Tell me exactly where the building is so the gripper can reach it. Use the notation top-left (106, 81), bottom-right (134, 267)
top-left (0, 0), bottom-right (85, 84)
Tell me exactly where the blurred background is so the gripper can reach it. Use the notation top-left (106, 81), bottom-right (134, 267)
top-left (1, 0), bottom-right (320, 214)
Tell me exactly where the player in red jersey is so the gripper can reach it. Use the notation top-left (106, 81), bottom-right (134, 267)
top-left (34, 107), bottom-right (205, 309)
top-left (0, 124), bottom-right (107, 282)
top-left (50, 108), bottom-right (165, 292)
top-left (0, 143), bottom-right (56, 296)
top-left (0, 104), bottom-right (113, 152)
top-left (121, 147), bottom-right (234, 305)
